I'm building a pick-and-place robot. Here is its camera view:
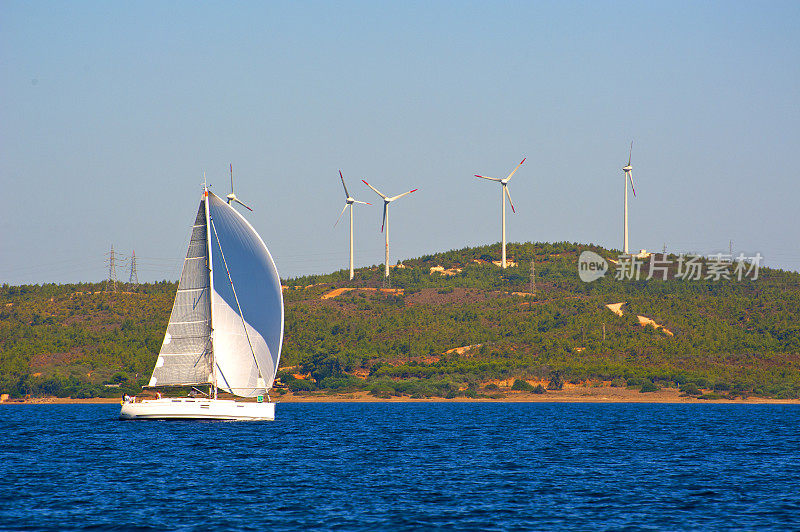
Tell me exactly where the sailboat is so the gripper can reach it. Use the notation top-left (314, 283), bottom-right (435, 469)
top-left (120, 184), bottom-right (283, 421)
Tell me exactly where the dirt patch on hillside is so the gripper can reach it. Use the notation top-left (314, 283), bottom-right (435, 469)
top-left (29, 349), bottom-right (83, 369)
top-left (637, 315), bottom-right (674, 336)
top-left (606, 302), bottom-right (625, 316)
top-left (444, 344), bottom-right (482, 356)
top-left (405, 287), bottom-right (490, 306)
top-left (321, 287), bottom-right (403, 299)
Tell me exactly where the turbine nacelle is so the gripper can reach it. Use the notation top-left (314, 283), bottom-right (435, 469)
top-left (623, 140), bottom-right (634, 174)
top-left (226, 193), bottom-right (253, 211)
top-left (383, 191), bottom-right (417, 204)
top-left (622, 142), bottom-right (636, 197)
top-left (361, 179), bottom-right (417, 233)
top-left (474, 157), bottom-right (524, 214)
top-left (334, 171), bottom-right (371, 228)
top-left (226, 164), bottom-right (253, 211)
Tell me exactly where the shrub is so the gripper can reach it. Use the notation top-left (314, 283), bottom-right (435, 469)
top-left (484, 383), bottom-right (500, 391)
top-left (287, 379), bottom-right (316, 393)
top-left (698, 393), bottom-right (723, 400)
top-left (319, 376), bottom-right (364, 392)
top-left (512, 379), bottom-right (535, 392)
top-left (547, 372), bottom-right (564, 391)
top-left (610, 377), bottom-right (626, 388)
top-left (775, 388), bottom-right (800, 400)
top-left (368, 383), bottom-right (396, 398)
top-left (639, 380), bottom-right (659, 393)
top-left (532, 384), bottom-right (546, 394)
top-left (680, 383), bottom-right (702, 396)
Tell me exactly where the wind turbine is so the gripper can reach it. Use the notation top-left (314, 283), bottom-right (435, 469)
top-left (475, 157), bottom-right (525, 268)
top-left (335, 171), bottom-right (371, 280)
top-left (622, 142), bottom-right (636, 255)
top-left (226, 164), bottom-right (253, 211)
top-left (361, 180), bottom-right (417, 279)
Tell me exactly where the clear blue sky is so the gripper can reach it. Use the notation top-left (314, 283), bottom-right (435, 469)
top-left (2, 1), bottom-right (798, 284)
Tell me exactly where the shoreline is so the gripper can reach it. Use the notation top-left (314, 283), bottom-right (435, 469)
top-left (3, 387), bottom-right (799, 405)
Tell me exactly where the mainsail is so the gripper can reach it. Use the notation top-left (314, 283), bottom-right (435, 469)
top-left (207, 192), bottom-right (284, 397)
top-left (149, 201), bottom-right (213, 387)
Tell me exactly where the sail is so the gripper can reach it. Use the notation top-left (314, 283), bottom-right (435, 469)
top-left (149, 200), bottom-right (213, 387)
top-left (207, 192), bottom-right (284, 397)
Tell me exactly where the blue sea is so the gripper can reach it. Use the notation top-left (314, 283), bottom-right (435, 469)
top-left (1, 403), bottom-right (799, 531)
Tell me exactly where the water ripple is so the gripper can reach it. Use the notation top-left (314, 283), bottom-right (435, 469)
top-left (1, 403), bottom-right (799, 531)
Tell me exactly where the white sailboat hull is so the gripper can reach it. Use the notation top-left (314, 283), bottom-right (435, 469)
top-left (119, 398), bottom-right (275, 421)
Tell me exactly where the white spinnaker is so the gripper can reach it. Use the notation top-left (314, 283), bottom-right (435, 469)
top-left (207, 193), bottom-right (283, 396)
top-left (149, 200), bottom-right (213, 387)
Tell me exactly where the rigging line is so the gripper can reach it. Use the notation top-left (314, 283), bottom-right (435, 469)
top-left (192, 286), bottom-right (207, 310)
top-left (192, 344), bottom-right (212, 369)
top-left (209, 217), bottom-right (268, 390)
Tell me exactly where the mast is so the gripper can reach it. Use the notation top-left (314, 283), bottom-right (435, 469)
top-left (204, 185), bottom-right (218, 400)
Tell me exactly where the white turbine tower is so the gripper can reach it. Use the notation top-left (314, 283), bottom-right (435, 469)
top-left (622, 142), bottom-right (637, 255)
top-left (361, 179), bottom-right (417, 279)
top-left (335, 170), bottom-right (371, 280)
top-left (226, 164), bottom-right (253, 211)
top-left (475, 157), bottom-right (525, 268)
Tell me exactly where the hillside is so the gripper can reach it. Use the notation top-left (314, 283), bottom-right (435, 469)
top-left (2, 242), bottom-right (800, 399)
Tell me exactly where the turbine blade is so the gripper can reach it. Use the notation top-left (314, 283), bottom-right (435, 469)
top-left (354, 200), bottom-right (372, 205)
top-left (475, 174), bottom-right (502, 182)
top-left (628, 171), bottom-right (636, 197)
top-left (381, 203), bottom-right (387, 233)
top-left (505, 157), bottom-right (526, 181)
top-left (339, 170), bottom-right (350, 198)
top-left (362, 179), bottom-right (387, 199)
top-left (334, 203), bottom-right (348, 227)
top-left (234, 198), bottom-right (253, 211)
top-left (388, 188), bottom-right (418, 201)
top-left (628, 141), bottom-right (633, 167)
top-left (230, 164), bottom-right (234, 193)
top-left (505, 186), bottom-right (516, 213)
